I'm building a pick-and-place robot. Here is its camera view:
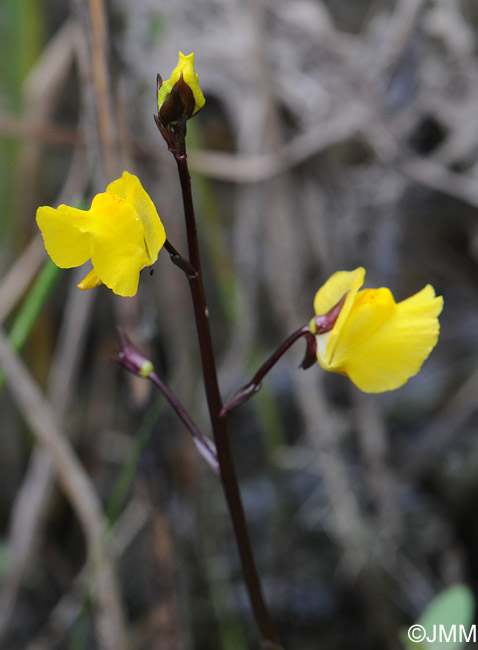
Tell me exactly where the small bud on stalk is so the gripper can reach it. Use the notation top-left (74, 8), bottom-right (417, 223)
top-left (155, 52), bottom-right (205, 153)
top-left (113, 328), bottom-right (154, 378)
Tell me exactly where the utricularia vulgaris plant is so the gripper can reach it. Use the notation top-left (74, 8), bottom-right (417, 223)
top-left (36, 51), bottom-right (443, 649)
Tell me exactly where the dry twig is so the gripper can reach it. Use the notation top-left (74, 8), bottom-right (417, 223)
top-left (0, 327), bottom-right (128, 650)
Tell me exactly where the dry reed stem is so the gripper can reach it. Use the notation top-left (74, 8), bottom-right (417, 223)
top-left (0, 327), bottom-right (128, 650)
top-left (0, 236), bottom-right (45, 323)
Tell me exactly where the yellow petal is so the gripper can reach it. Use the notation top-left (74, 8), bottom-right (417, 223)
top-left (341, 285), bottom-right (443, 392)
top-left (77, 269), bottom-right (103, 291)
top-left (313, 268), bottom-right (365, 315)
top-left (36, 205), bottom-right (91, 268)
top-left (314, 268), bottom-right (365, 367)
top-left (177, 52), bottom-right (205, 114)
top-left (106, 171), bottom-right (166, 263)
top-left (333, 288), bottom-right (398, 363)
top-left (158, 51), bottom-right (205, 116)
top-left (87, 192), bottom-right (152, 297)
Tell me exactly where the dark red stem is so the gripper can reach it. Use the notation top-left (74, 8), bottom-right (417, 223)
top-left (113, 328), bottom-right (218, 475)
top-left (221, 294), bottom-right (347, 417)
top-left (148, 370), bottom-right (219, 476)
top-left (221, 325), bottom-right (311, 416)
top-left (171, 130), bottom-right (281, 648)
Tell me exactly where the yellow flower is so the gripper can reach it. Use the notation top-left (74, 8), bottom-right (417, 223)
top-left (36, 171), bottom-right (166, 297)
top-left (157, 51), bottom-right (205, 120)
top-left (310, 268), bottom-right (443, 393)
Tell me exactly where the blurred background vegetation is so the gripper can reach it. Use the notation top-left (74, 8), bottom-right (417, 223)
top-left (1, 0), bottom-right (478, 648)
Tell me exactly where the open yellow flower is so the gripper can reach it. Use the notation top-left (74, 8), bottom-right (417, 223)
top-left (157, 51), bottom-right (205, 119)
top-left (36, 171), bottom-right (166, 297)
top-left (310, 268), bottom-right (443, 393)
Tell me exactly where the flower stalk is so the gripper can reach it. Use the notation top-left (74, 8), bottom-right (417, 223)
top-left (155, 114), bottom-right (282, 647)
top-left (222, 295), bottom-right (348, 416)
top-left (221, 325), bottom-right (311, 416)
top-left (113, 329), bottom-right (219, 475)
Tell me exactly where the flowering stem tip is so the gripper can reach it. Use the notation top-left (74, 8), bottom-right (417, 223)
top-left (156, 52), bottom-right (205, 126)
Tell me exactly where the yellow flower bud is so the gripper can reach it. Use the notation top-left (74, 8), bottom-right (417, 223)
top-left (157, 52), bottom-right (205, 122)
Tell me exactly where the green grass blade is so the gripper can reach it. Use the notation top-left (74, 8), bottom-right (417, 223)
top-left (0, 258), bottom-right (59, 391)
top-left (106, 396), bottom-right (164, 527)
